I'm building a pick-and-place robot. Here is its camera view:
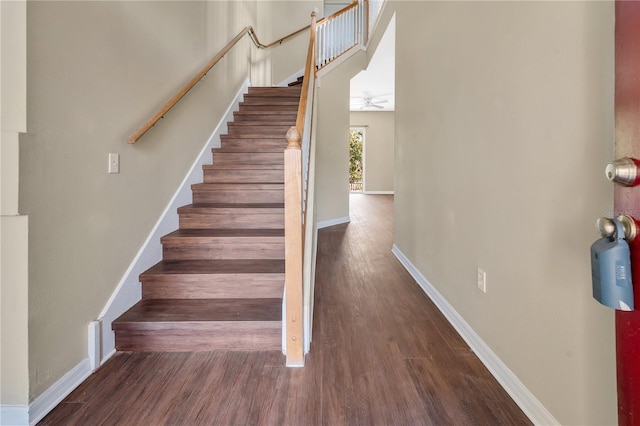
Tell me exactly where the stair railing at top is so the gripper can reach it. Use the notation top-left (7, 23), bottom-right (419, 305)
top-left (315, 0), bottom-right (384, 70)
top-left (126, 24), bottom-right (309, 144)
top-left (284, 0), bottom-right (385, 367)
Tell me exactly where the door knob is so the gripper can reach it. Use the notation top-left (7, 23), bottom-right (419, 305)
top-left (597, 215), bottom-right (638, 241)
top-left (606, 157), bottom-right (640, 187)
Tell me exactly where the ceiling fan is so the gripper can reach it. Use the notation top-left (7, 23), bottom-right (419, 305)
top-left (350, 95), bottom-right (389, 110)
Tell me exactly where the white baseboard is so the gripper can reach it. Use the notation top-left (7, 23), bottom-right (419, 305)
top-left (363, 190), bottom-right (394, 195)
top-left (95, 80), bottom-right (250, 362)
top-left (317, 216), bottom-right (350, 229)
top-left (28, 357), bottom-right (92, 426)
top-left (1, 405), bottom-right (28, 426)
top-left (391, 245), bottom-right (559, 426)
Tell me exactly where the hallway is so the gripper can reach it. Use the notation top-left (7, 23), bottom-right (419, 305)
top-left (39, 194), bottom-right (530, 425)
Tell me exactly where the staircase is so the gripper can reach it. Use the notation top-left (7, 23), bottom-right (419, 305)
top-left (112, 86), bottom-right (301, 352)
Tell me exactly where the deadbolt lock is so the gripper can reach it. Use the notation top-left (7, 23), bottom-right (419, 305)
top-left (606, 157), bottom-right (640, 187)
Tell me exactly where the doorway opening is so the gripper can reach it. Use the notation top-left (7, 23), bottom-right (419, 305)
top-left (349, 127), bottom-right (365, 192)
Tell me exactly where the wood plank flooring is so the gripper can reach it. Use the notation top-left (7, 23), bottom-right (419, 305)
top-left (39, 194), bottom-right (531, 425)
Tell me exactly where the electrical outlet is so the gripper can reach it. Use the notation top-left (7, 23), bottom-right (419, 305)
top-left (477, 267), bottom-right (487, 293)
top-left (108, 153), bottom-right (119, 174)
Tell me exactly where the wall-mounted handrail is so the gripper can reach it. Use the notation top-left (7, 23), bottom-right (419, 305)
top-left (127, 24), bottom-right (310, 144)
top-left (249, 24), bottom-right (310, 49)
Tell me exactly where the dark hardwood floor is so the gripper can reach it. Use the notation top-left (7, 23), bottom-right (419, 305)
top-left (39, 194), bottom-right (531, 425)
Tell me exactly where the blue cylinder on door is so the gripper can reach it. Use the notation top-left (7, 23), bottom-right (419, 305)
top-left (591, 218), bottom-right (634, 311)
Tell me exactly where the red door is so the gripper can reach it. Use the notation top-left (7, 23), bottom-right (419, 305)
top-left (615, 2), bottom-right (640, 423)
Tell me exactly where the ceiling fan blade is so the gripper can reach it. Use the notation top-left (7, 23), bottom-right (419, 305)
top-left (372, 104), bottom-right (385, 109)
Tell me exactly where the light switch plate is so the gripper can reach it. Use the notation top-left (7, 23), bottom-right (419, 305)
top-left (108, 153), bottom-right (119, 174)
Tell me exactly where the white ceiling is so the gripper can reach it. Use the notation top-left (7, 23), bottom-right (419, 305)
top-left (350, 15), bottom-right (395, 111)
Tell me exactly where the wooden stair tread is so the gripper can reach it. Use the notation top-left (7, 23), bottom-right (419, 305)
top-left (228, 121), bottom-right (294, 126)
top-left (203, 165), bottom-right (284, 170)
top-left (242, 96), bottom-right (299, 102)
top-left (223, 134), bottom-right (289, 139)
top-left (234, 111), bottom-right (297, 117)
top-left (163, 229), bottom-right (284, 238)
top-left (238, 103), bottom-right (298, 110)
top-left (203, 163), bottom-right (284, 169)
top-left (216, 138), bottom-right (288, 145)
top-left (225, 127), bottom-right (290, 131)
top-left (204, 164), bottom-right (283, 170)
top-left (243, 91), bottom-right (300, 96)
top-left (233, 113), bottom-right (298, 119)
top-left (179, 202), bottom-right (283, 210)
top-left (113, 299), bottom-right (282, 325)
top-left (248, 86), bottom-right (301, 92)
top-left (288, 76), bottom-right (304, 86)
top-left (141, 259), bottom-right (285, 276)
top-left (220, 133), bottom-right (288, 139)
top-left (212, 147), bottom-right (285, 153)
top-left (192, 183), bottom-right (283, 190)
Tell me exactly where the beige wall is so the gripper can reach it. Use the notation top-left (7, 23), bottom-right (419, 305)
top-left (1, 216), bottom-right (29, 406)
top-left (253, 1), bottom-right (321, 86)
top-left (393, 2), bottom-right (615, 424)
top-left (316, 51), bottom-right (366, 223)
top-left (18, 0), bottom-right (324, 404)
top-left (21, 0), bottom-right (258, 400)
top-left (350, 111), bottom-right (394, 192)
top-left (1, 0), bottom-right (29, 407)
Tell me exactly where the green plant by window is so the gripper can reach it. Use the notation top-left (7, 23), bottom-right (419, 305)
top-left (349, 129), bottom-right (363, 185)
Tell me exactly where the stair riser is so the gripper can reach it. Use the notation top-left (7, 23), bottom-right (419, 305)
top-left (193, 190), bottom-right (283, 204)
top-left (238, 104), bottom-right (298, 112)
top-left (141, 275), bottom-right (284, 299)
top-left (219, 137), bottom-right (289, 145)
top-left (204, 169), bottom-right (283, 183)
top-left (228, 123), bottom-right (291, 131)
top-left (213, 153), bottom-right (283, 166)
top-left (179, 213), bottom-right (284, 229)
top-left (226, 131), bottom-right (289, 138)
top-left (163, 240), bottom-right (285, 260)
top-left (114, 322), bottom-right (281, 352)
top-left (233, 114), bottom-right (297, 122)
top-left (214, 145), bottom-right (285, 153)
top-left (241, 97), bottom-right (299, 105)
top-left (223, 134), bottom-right (288, 141)
top-left (247, 87), bottom-right (301, 96)
top-left (229, 122), bottom-right (294, 127)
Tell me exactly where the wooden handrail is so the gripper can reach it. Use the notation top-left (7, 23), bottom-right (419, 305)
top-left (294, 13), bottom-right (317, 136)
top-left (365, 0), bottom-right (370, 44)
top-left (127, 24), bottom-right (311, 144)
top-left (249, 24), bottom-right (310, 49)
